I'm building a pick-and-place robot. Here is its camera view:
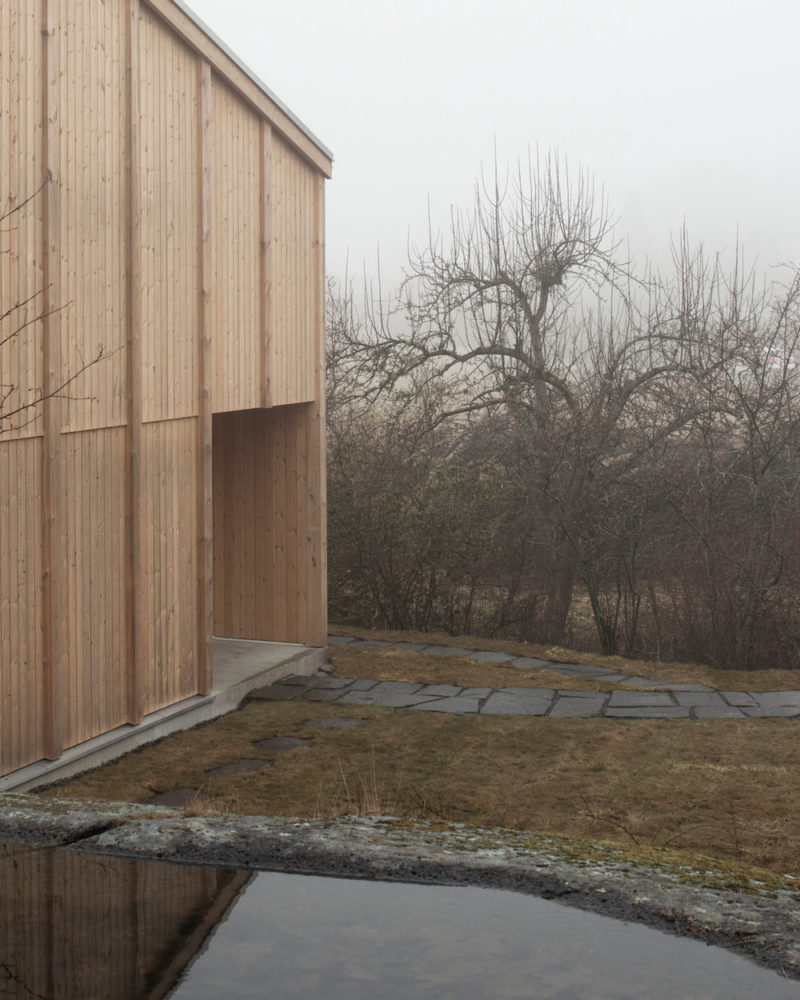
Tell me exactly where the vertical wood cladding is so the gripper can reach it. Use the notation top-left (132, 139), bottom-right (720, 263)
top-left (0, 0), bottom-right (329, 777)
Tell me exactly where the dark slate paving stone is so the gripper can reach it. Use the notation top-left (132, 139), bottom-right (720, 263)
top-left (252, 737), bottom-right (309, 752)
top-left (147, 788), bottom-right (210, 807)
top-left (751, 690), bottom-right (800, 707)
top-left (673, 691), bottom-right (729, 707)
top-left (281, 675), bottom-right (315, 687)
top-left (389, 642), bottom-right (431, 652)
top-left (303, 717), bottom-right (365, 728)
top-left (555, 689), bottom-right (606, 699)
top-left (348, 639), bottom-right (394, 648)
top-left (721, 691), bottom-right (760, 707)
top-left (604, 707), bottom-right (690, 719)
top-left (350, 679), bottom-right (378, 690)
top-left (608, 691), bottom-right (675, 707)
top-left (206, 758), bottom-right (273, 777)
top-left (291, 675), bottom-right (351, 689)
top-left (500, 686), bottom-right (557, 696)
top-left (461, 687), bottom-right (493, 697)
top-left (248, 684), bottom-right (303, 701)
top-left (692, 706), bottom-right (746, 719)
top-left (326, 635), bottom-right (356, 645)
top-left (481, 692), bottom-right (554, 716)
top-left (467, 650), bottom-right (514, 663)
top-left (303, 689), bottom-right (345, 702)
top-left (659, 683), bottom-right (714, 692)
top-left (740, 706), bottom-right (800, 718)
top-left (417, 684), bottom-right (464, 698)
top-left (511, 656), bottom-right (557, 670)
top-left (412, 697), bottom-right (482, 715)
top-left (337, 690), bottom-right (438, 708)
top-left (549, 695), bottom-right (607, 718)
top-left (621, 677), bottom-right (677, 689)
top-left (417, 645), bottom-right (474, 658)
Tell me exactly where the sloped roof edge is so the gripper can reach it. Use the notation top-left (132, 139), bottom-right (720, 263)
top-left (158, 0), bottom-right (334, 170)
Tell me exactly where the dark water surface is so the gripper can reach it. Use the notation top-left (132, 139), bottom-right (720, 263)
top-left (0, 841), bottom-right (795, 999)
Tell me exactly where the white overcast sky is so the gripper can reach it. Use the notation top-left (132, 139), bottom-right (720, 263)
top-left (188, 0), bottom-right (800, 287)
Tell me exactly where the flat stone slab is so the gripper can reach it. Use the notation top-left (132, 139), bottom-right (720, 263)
top-left (147, 788), bottom-right (211, 807)
top-left (721, 692), bottom-right (760, 707)
top-left (605, 707), bottom-right (691, 719)
top-left (303, 717), bottom-right (365, 728)
top-left (412, 697), bottom-right (483, 715)
top-left (417, 645), bottom-right (474, 658)
top-left (608, 691), bottom-right (675, 707)
top-left (389, 642), bottom-right (431, 652)
top-left (206, 759), bottom-right (273, 777)
top-left (303, 689), bottom-right (346, 702)
top-left (248, 684), bottom-right (304, 701)
top-left (673, 691), bottom-right (729, 707)
top-left (481, 691), bottom-right (554, 716)
top-left (252, 737), bottom-right (308, 752)
top-left (416, 684), bottom-right (464, 698)
top-left (692, 706), bottom-right (746, 719)
top-left (511, 656), bottom-right (557, 670)
top-left (549, 695), bottom-right (607, 718)
top-left (751, 691), bottom-right (800, 707)
top-left (337, 690), bottom-right (436, 708)
top-left (467, 650), bottom-right (514, 663)
top-left (741, 706), bottom-right (800, 718)
top-left (348, 639), bottom-right (394, 648)
top-left (326, 635), bottom-right (356, 645)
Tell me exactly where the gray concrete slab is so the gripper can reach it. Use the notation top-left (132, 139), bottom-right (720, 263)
top-left (467, 650), bottom-right (514, 663)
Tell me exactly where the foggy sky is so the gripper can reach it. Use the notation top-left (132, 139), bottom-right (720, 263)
top-left (187, 0), bottom-right (800, 288)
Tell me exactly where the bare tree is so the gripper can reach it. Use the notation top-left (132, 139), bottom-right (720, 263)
top-left (347, 153), bottom-right (734, 643)
top-left (0, 180), bottom-right (107, 435)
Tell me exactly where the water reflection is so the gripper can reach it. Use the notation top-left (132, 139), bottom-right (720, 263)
top-left (0, 842), bottom-right (796, 999)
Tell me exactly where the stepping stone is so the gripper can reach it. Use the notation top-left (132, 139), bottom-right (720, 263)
top-left (206, 759), bottom-right (273, 777)
top-left (412, 696), bottom-right (482, 715)
top-left (721, 691), bottom-right (760, 707)
top-left (692, 706), bottom-right (746, 719)
top-left (673, 691), bottom-right (729, 707)
top-left (253, 737), bottom-right (309, 751)
top-left (350, 679), bottom-right (378, 691)
top-left (481, 691), bottom-right (554, 716)
top-left (248, 683), bottom-right (304, 701)
top-left (549, 694), bottom-right (606, 717)
top-left (417, 684), bottom-right (463, 698)
top-left (511, 656), bottom-right (553, 670)
top-left (303, 689), bottom-right (346, 701)
top-left (608, 691), bottom-right (675, 707)
top-left (389, 642), bottom-right (431, 652)
top-left (461, 687), bottom-right (493, 697)
top-left (417, 645), bottom-right (474, 658)
top-left (750, 691), bottom-right (800, 707)
top-left (326, 635), bottom-right (356, 645)
top-left (338, 689), bottom-right (435, 708)
top-left (147, 788), bottom-right (211, 807)
top-left (467, 650), bottom-right (514, 663)
top-left (348, 639), bottom-right (394, 648)
top-left (304, 717), bottom-right (365, 728)
top-left (604, 706), bottom-right (690, 718)
top-left (740, 706), bottom-right (800, 718)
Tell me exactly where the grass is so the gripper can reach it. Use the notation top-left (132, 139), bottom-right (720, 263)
top-left (329, 623), bottom-right (800, 691)
top-left (42, 639), bottom-right (800, 883)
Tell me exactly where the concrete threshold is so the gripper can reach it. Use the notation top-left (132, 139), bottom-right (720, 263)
top-left (0, 638), bottom-right (328, 793)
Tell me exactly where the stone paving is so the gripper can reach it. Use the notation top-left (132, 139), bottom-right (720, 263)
top-left (246, 635), bottom-right (800, 720)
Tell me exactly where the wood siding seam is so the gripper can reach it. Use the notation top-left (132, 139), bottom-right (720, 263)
top-left (126, 0), bottom-right (144, 723)
top-left (196, 58), bottom-right (213, 694)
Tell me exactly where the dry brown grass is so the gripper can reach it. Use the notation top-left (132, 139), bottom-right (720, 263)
top-left (329, 624), bottom-right (800, 691)
top-left (44, 693), bottom-right (800, 878)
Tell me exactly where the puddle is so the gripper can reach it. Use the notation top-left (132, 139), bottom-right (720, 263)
top-left (0, 841), bottom-right (795, 999)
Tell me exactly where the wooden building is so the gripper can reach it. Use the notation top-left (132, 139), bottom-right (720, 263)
top-left (0, 0), bottom-right (332, 778)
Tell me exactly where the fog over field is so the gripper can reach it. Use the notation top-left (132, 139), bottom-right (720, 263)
top-left (188, 0), bottom-right (799, 285)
